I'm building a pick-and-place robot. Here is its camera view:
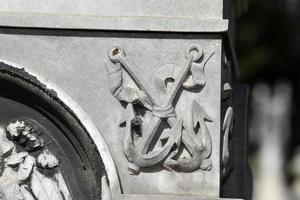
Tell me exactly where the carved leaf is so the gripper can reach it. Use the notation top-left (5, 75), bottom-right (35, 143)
top-left (30, 167), bottom-right (70, 200)
top-left (54, 172), bottom-right (72, 200)
top-left (17, 155), bottom-right (35, 183)
top-left (5, 152), bottom-right (28, 167)
top-left (0, 127), bottom-right (15, 157)
top-left (20, 185), bottom-right (36, 200)
top-left (0, 181), bottom-right (25, 200)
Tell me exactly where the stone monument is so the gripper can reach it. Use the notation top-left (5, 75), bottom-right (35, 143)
top-left (0, 0), bottom-right (250, 199)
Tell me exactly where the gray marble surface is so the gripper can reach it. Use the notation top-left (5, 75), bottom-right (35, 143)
top-left (0, 0), bottom-right (227, 32)
top-left (0, 0), bottom-right (243, 199)
top-left (120, 194), bottom-right (242, 200)
top-left (0, 32), bottom-right (222, 198)
top-left (0, 0), bottom-right (223, 19)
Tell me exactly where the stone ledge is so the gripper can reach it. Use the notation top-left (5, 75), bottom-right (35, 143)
top-left (121, 194), bottom-right (242, 200)
top-left (0, 12), bottom-right (228, 33)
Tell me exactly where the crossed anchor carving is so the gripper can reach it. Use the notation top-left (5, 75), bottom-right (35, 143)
top-left (106, 45), bottom-right (214, 174)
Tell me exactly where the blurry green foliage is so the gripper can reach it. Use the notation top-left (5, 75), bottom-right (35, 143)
top-left (233, 0), bottom-right (300, 82)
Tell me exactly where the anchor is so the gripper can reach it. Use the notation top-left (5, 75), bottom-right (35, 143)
top-left (164, 100), bottom-right (213, 172)
top-left (106, 45), bottom-right (213, 174)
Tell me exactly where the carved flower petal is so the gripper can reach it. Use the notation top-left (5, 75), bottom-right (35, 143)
top-left (37, 150), bottom-right (59, 169)
top-left (22, 129), bottom-right (30, 136)
top-left (28, 134), bottom-right (37, 141)
top-left (6, 120), bottom-right (25, 137)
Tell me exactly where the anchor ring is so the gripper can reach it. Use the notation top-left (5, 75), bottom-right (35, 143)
top-left (185, 45), bottom-right (203, 61)
top-left (109, 46), bottom-right (125, 63)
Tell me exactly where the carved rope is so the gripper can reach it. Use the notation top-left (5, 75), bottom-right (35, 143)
top-left (106, 45), bottom-right (214, 174)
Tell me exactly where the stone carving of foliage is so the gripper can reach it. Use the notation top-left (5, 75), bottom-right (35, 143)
top-left (0, 119), bottom-right (72, 200)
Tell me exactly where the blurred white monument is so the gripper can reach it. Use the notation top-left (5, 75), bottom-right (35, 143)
top-left (250, 82), bottom-right (292, 200)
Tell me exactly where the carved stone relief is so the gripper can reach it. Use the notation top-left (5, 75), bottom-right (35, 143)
top-left (222, 106), bottom-right (233, 174)
top-left (0, 119), bottom-right (72, 200)
top-left (221, 55), bottom-right (234, 177)
top-left (106, 44), bottom-right (215, 174)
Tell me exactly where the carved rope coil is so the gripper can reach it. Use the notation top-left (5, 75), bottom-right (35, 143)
top-left (152, 104), bottom-right (175, 118)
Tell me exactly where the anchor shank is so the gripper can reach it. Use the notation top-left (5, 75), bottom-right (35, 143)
top-left (161, 56), bottom-right (193, 107)
top-left (118, 55), bottom-right (160, 106)
top-left (139, 116), bottom-right (162, 154)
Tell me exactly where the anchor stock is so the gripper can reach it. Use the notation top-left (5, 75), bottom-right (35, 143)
top-left (106, 44), bottom-right (213, 173)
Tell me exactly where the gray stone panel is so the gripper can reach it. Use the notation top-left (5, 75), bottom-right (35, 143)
top-left (120, 194), bottom-right (242, 200)
top-left (0, 0), bottom-right (223, 19)
top-left (0, 0), bottom-right (227, 32)
top-left (0, 32), bottom-right (222, 197)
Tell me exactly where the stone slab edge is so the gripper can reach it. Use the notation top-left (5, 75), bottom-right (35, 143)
top-left (121, 194), bottom-right (242, 200)
top-left (0, 12), bottom-right (228, 33)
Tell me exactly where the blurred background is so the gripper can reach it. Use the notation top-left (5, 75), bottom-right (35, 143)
top-left (233, 0), bottom-right (300, 199)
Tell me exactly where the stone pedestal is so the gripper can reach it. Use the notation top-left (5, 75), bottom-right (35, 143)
top-left (0, 1), bottom-right (249, 200)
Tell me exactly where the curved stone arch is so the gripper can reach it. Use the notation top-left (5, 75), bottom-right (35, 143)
top-left (0, 59), bottom-right (120, 200)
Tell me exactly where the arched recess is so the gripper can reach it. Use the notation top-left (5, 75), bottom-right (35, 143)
top-left (0, 60), bottom-right (120, 200)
